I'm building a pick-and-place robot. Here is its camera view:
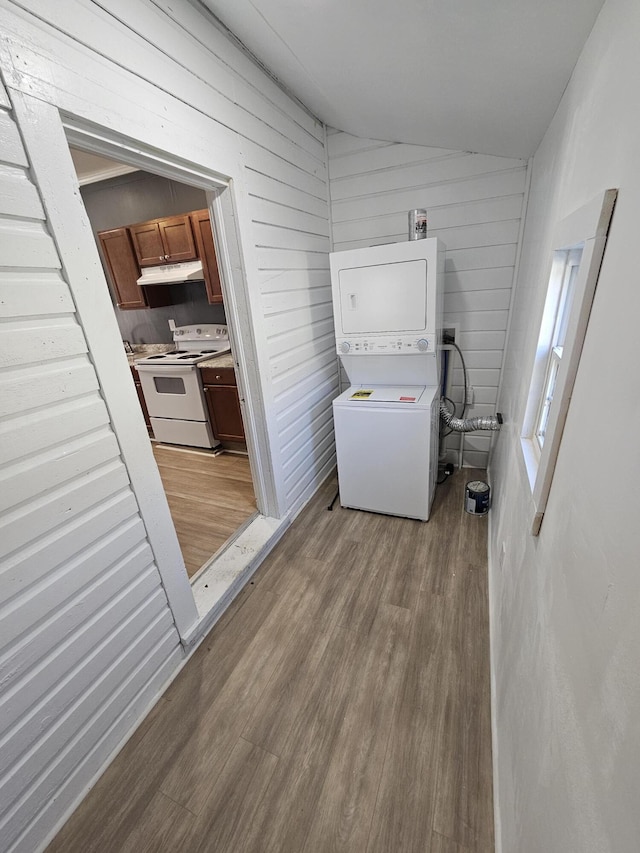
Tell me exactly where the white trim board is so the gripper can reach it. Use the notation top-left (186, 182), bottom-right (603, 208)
top-left (520, 188), bottom-right (617, 535)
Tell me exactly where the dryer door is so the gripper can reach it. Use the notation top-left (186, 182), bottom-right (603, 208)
top-left (338, 258), bottom-right (428, 334)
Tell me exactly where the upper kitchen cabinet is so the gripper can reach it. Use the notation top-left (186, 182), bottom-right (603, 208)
top-left (190, 209), bottom-right (223, 304)
top-left (129, 214), bottom-right (197, 267)
top-left (98, 227), bottom-right (171, 310)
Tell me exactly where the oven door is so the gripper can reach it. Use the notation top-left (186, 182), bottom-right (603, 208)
top-left (136, 364), bottom-right (207, 421)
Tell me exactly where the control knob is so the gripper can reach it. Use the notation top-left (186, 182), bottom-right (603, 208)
top-left (340, 341), bottom-right (351, 354)
top-left (417, 338), bottom-right (429, 352)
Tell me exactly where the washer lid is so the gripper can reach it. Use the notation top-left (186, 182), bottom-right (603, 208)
top-left (346, 385), bottom-right (426, 403)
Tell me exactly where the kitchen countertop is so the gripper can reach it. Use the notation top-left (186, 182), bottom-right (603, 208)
top-left (126, 344), bottom-right (235, 370)
top-left (126, 344), bottom-right (173, 366)
top-left (198, 353), bottom-right (235, 369)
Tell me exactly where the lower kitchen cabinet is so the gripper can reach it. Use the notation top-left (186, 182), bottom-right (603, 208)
top-left (200, 366), bottom-right (245, 442)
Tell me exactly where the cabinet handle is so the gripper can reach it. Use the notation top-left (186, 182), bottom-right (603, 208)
top-left (215, 375), bottom-right (221, 380)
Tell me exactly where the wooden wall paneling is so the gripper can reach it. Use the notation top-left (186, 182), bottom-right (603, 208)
top-left (0, 0), bottom-right (337, 842)
top-left (0, 269), bottom-right (73, 317)
top-left (328, 129), bottom-right (527, 467)
top-left (0, 92), bottom-right (184, 853)
top-left (1, 562), bottom-right (159, 766)
top-left (0, 107), bottom-right (28, 164)
top-left (0, 163), bottom-right (44, 217)
top-left (0, 396), bottom-right (108, 465)
top-left (9, 0), bottom-right (324, 170)
top-left (249, 196), bottom-right (330, 238)
top-left (152, 0), bottom-right (323, 142)
top-left (332, 169), bottom-right (526, 224)
top-left (245, 169), bottom-right (329, 219)
top-left (330, 152), bottom-right (524, 201)
top-left (3, 619), bottom-right (180, 849)
top-left (0, 492), bottom-right (141, 610)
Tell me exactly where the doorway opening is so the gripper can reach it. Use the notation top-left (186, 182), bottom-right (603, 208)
top-left (67, 144), bottom-right (258, 581)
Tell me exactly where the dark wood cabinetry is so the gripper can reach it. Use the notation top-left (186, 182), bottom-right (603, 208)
top-left (200, 366), bottom-right (245, 442)
top-left (131, 365), bottom-right (152, 430)
top-left (98, 228), bottom-right (171, 310)
top-left (191, 209), bottom-right (223, 304)
top-left (97, 209), bottom-right (222, 310)
top-left (129, 215), bottom-right (197, 267)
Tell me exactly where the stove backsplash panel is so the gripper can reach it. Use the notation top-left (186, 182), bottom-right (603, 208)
top-left (115, 284), bottom-right (226, 343)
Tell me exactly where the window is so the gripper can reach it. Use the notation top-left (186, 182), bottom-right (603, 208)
top-left (534, 247), bottom-right (582, 450)
top-left (521, 189), bottom-right (616, 535)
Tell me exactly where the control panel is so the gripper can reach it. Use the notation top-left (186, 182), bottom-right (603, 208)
top-left (336, 334), bottom-right (437, 355)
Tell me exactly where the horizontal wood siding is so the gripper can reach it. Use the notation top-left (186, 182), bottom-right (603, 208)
top-left (0, 0), bottom-right (335, 848)
top-left (0, 97), bottom-right (182, 853)
top-left (0, 0), bottom-right (333, 515)
top-left (245, 148), bottom-right (336, 511)
top-left (327, 129), bottom-right (527, 468)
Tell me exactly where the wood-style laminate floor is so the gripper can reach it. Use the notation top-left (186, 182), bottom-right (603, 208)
top-left (48, 469), bottom-right (494, 853)
top-left (152, 444), bottom-right (257, 578)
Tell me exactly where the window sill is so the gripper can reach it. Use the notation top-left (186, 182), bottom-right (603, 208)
top-left (520, 436), bottom-right (539, 493)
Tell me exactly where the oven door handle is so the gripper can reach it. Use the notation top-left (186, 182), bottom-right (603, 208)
top-left (135, 363), bottom-right (197, 377)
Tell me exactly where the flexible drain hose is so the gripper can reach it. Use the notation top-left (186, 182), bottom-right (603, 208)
top-left (439, 400), bottom-right (502, 432)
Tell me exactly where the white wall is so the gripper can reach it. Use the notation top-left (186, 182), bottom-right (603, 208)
top-left (490, 0), bottom-right (640, 849)
top-left (0, 1), bottom-right (333, 849)
top-left (327, 129), bottom-right (528, 467)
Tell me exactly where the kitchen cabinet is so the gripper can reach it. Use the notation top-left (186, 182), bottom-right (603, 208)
top-left (129, 215), bottom-right (197, 267)
top-left (98, 228), bottom-right (171, 310)
top-left (190, 209), bottom-right (223, 304)
top-left (200, 366), bottom-right (245, 443)
top-left (131, 364), bottom-right (152, 430)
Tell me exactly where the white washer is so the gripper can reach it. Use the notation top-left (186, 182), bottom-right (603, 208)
top-left (333, 384), bottom-right (440, 521)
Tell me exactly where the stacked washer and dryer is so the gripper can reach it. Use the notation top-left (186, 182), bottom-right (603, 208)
top-left (330, 238), bottom-right (444, 522)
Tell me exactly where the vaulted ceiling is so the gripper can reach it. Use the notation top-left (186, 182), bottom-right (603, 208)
top-left (201, 0), bottom-right (604, 158)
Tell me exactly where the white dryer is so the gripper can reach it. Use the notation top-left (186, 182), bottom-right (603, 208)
top-left (333, 385), bottom-right (440, 521)
top-left (330, 238), bottom-right (445, 521)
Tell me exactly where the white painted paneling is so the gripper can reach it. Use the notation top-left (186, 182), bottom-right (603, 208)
top-left (0, 164), bottom-right (44, 217)
top-left (0, 97), bottom-right (181, 853)
top-left (0, 270), bottom-right (74, 317)
top-left (0, 0), bottom-right (336, 845)
top-left (328, 129), bottom-right (527, 467)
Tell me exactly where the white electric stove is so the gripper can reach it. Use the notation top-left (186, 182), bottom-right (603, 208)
top-left (135, 323), bottom-right (230, 448)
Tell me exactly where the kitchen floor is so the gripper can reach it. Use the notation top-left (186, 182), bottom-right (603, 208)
top-left (47, 469), bottom-right (494, 853)
top-left (152, 444), bottom-right (257, 578)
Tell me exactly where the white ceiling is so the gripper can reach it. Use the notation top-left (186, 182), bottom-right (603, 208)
top-left (201, 0), bottom-right (604, 158)
top-left (69, 148), bottom-right (138, 185)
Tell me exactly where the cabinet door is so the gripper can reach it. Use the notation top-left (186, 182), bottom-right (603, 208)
top-left (98, 228), bottom-right (148, 310)
top-left (135, 382), bottom-right (152, 429)
top-left (158, 215), bottom-right (197, 263)
top-left (204, 384), bottom-right (245, 441)
top-left (129, 221), bottom-right (166, 267)
top-left (190, 209), bottom-right (223, 304)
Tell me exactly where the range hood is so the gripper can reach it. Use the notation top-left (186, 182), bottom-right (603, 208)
top-left (137, 260), bottom-right (204, 286)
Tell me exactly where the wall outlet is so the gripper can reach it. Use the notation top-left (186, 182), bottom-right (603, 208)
top-left (443, 325), bottom-right (459, 343)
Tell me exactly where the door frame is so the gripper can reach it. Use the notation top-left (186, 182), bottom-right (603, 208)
top-left (12, 91), bottom-right (283, 641)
